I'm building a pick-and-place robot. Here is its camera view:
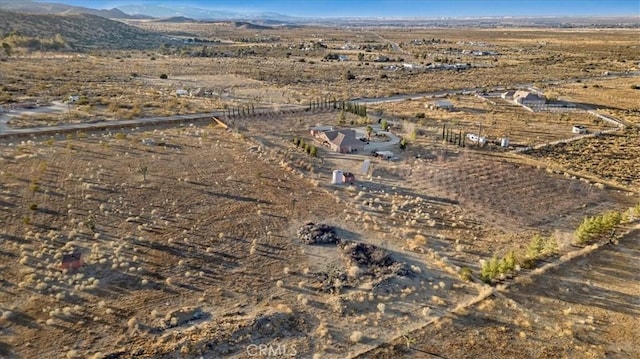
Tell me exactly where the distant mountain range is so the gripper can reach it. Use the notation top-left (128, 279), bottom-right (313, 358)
top-left (0, 0), bottom-right (152, 19)
top-left (0, 0), bottom-right (296, 22)
top-left (0, 0), bottom-right (637, 27)
top-left (115, 4), bottom-right (298, 22)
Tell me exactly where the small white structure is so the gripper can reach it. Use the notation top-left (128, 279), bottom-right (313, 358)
top-left (375, 151), bottom-right (395, 159)
top-left (501, 90), bottom-right (515, 100)
top-left (332, 170), bottom-right (344, 185)
top-left (466, 133), bottom-right (487, 145)
top-left (338, 55), bottom-right (349, 61)
top-left (500, 137), bottom-right (510, 148)
top-left (68, 95), bottom-right (80, 103)
top-left (361, 160), bottom-right (371, 175)
top-left (572, 125), bottom-right (587, 134)
top-left (176, 89), bottom-right (189, 97)
top-left (427, 100), bottom-right (454, 111)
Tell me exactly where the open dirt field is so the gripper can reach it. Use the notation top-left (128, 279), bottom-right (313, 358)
top-left (527, 129), bottom-right (640, 190)
top-left (0, 124), bottom-right (488, 358)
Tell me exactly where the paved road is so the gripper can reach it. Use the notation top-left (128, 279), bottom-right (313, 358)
top-left (0, 105), bottom-right (305, 138)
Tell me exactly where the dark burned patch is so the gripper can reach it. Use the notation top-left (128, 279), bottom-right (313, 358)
top-left (340, 241), bottom-right (410, 278)
top-left (297, 222), bottom-right (341, 245)
top-left (310, 241), bottom-right (411, 294)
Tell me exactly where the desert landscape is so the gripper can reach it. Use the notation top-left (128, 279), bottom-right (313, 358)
top-left (0, 1), bottom-right (639, 358)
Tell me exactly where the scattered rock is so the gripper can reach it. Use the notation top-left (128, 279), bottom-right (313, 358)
top-left (157, 307), bottom-right (208, 330)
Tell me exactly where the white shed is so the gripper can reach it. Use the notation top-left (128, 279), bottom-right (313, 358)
top-left (572, 125), bottom-right (587, 134)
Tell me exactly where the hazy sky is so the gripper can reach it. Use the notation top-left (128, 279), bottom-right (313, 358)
top-left (39, 0), bottom-right (640, 17)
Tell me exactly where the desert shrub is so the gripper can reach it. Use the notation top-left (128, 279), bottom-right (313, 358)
top-left (459, 267), bottom-right (472, 281)
top-left (399, 137), bottom-right (408, 150)
top-left (575, 210), bottom-right (622, 244)
top-left (76, 96), bottom-right (89, 106)
top-left (349, 330), bottom-right (363, 343)
top-left (29, 203), bottom-right (38, 211)
top-left (159, 73), bottom-right (168, 79)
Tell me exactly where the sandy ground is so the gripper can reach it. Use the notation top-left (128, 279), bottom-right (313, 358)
top-left (0, 109), bottom-right (637, 358)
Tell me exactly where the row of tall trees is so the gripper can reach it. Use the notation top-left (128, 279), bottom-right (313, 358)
top-left (224, 104), bottom-right (256, 118)
top-left (306, 98), bottom-right (367, 117)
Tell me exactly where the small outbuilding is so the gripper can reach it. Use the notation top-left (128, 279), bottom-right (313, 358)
top-left (501, 90), bottom-right (515, 100)
top-left (427, 100), bottom-right (454, 111)
top-left (572, 125), bottom-right (587, 134)
top-left (374, 150), bottom-right (395, 159)
top-left (466, 133), bottom-right (487, 145)
top-left (343, 172), bottom-right (355, 184)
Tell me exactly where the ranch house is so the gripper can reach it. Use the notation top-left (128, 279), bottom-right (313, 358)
top-left (317, 129), bottom-right (364, 153)
top-left (513, 90), bottom-right (546, 106)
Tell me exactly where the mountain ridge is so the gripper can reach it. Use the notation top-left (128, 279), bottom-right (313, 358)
top-left (0, 10), bottom-right (166, 49)
top-left (0, 0), bottom-right (149, 19)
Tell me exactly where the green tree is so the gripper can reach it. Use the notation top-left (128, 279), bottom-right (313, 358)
top-left (500, 251), bottom-right (516, 273)
top-left (338, 109), bottom-right (346, 125)
top-left (310, 145), bottom-right (318, 157)
top-left (380, 119), bottom-right (389, 131)
top-left (526, 234), bottom-right (544, 260)
top-left (365, 125), bottom-right (373, 139)
top-left (542, 237), bottom-right (558, 256)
